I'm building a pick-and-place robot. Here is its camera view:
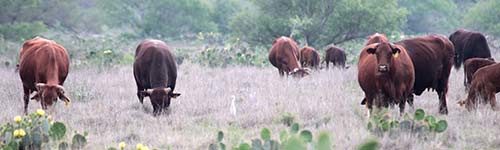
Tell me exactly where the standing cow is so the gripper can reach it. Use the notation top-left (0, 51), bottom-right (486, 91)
top-left (18, 37), bottom-right (71, 114)
top-left (269, 36), bottom-right (309, 77)
top-left (449, 29), bottom-right (493, 86)
top-left (300, 46), bottom-right (320, 69)
top-left (358, 41), bottom-right (415, 115)
top-left (460, 63), bottom-right (500, 111)
top-left (134, 39), bottom-right (181, 115)
top-left (396, 35), bottom-right (454, 114)
top-left (323, 45), bottom-right (347, 69)
top-left (464, 58), bottom-right (495, 89)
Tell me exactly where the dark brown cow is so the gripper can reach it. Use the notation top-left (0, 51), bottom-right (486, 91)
top-left (269, 36), bottom-right (309, 77)
top-left (134, 39), bottom-right (181, 115)
top-left (18, 37), bottom-right (71, 113)
top-left (358, 42), bottom-right (415, 115)
top-left (395, 35), bottom-right (454, 114)
top-left (323, 45), bottom-right (347, 69)
top-left (460, 63), bottom-right (500, 111)
top-left (300, 46), bottom-right (320, 69)
top-left (449, 29), bottom-right (492, 69)
top-left (464, 58), bottom-right (495, 88)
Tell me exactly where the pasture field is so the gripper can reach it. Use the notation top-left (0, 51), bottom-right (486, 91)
top-left (1, 62), bottom-right (500, 149)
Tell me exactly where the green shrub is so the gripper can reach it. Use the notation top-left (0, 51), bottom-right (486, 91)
top-left (0, 109), bottom-right (87, 149)
top-left (209, 122), bottom-right (332, 150)
top-left (367, 108), bottom-right (448, 136)
top-left (0, 21), bottom-right (48, 41)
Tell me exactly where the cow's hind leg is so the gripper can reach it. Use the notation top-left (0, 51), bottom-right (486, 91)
top-left (488, 91), bottom-right (498, 111)
top-left (23, 86), bottom-right (31, 114)
top-left (399, 98), bottom-right (406, 115)
top-left (438, 91), bottom-right (449, 114)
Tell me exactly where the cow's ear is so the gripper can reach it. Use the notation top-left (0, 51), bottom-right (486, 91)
top-left (365, 43), bottom-right (379, 54)
top-left (391, 44), bottom-right (402, 55)
top-left (171, 93), bottom-right (181, 98)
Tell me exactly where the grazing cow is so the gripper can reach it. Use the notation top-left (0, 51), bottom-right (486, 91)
top-left (300, 46), bottom-right (321, 69)
top-left (449, 29), bottom-right (492, 69)
top-left (134, 39), bottom-right (181, 115)
top-left (18, 37), bottom-right (71, 113)
top-left (323, 45), bottom-right (347, 69)
top-left (269, 36), bottom-right (309, 77)
top-left (395, 35), bottom-right (454, 114)
top-left (357, 42), bottom-right (415, 114)
top-left (460, 63), bottom-right (500, 111)
top-left (464, 58), bottom-right (495, 88)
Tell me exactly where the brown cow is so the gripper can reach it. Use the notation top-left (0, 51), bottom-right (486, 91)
top-left (449, 29), bottom-right (492, 69)
top-left (395, 35), bottom-right (454, 114)
top-left (18, 37), bottom-right (71, 114)
top-left (358, 42), bottom-right (415, 115)
top-left (464, 58), bottom-right (495, 88)
top-left (460, 63), bottom-right (500, 111)
top-left (323, 45), bottom-right (347, 69)
top-left (300, 46), bottom-right (320, 69)
top-left (360, 33), bottom-right (390, 105)
top-left (449, 29), bottom-right (493, 87)
top-left (269, 36), bottom-right (309, 77)
top-left (134, 39), bottom-right (181, 115)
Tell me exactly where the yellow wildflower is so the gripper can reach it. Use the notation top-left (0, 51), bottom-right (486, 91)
top-left (119, 142), bottom-right (126, 150)
top-left (136, 143), bottom-right (144, 150)
top-left (14, 116), bottom-right (22, 123)
top-left (13, 129), bottom-right (26, 138)
top-left (36, 109), bottom-right (45, 116)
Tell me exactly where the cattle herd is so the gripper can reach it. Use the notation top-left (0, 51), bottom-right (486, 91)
top-left (15, 29), bottom-right (498, 116)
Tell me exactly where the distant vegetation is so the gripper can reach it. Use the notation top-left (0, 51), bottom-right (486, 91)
top-left (0, 0), bottom-right (498, 68)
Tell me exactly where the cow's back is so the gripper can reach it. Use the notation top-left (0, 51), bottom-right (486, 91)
top-left (268, 37), bottom-right (300, 72)
top-left (450, 30), bottom-right (492, 68)
top-left (19, 38), bottom-right (70, 88)
top-left (396, 35), bottom-right (454, 95)
top-left (134, 39), bottom-right (177, 90)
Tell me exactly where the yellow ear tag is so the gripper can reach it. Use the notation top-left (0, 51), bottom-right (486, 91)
top-left (64, 101), bottom-right (71, 107)
top-left (393, 52), bottom-right (399, 58)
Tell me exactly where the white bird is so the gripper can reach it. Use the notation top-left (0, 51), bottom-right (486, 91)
top-left (230, 95), bottom-right (237, 116)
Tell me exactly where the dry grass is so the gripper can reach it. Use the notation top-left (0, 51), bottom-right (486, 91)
top-left (1, 61), bottom-right (500, 149)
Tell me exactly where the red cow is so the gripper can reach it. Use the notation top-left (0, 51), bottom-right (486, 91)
top-left (269, 36), bottom-right (309, 77)
top-left (358, 41), bottom-right (415, 115)
top-left (18, 37), bottom-right (71, 113)
top-left (300, 46), bottom-right (320, 69)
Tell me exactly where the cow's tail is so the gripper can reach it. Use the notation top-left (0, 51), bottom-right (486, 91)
top-left (312, 51), bottom-right (320, 68)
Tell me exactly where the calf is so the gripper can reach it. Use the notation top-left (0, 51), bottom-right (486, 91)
top-left (461, 63), bottom-right (500, 111)
top-left (464, 58), bottom-right (495, 88)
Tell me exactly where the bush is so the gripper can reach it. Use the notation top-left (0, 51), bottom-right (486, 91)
top-left (0, 21), bottom-right (48, 41)
top-left (194, 32), bottom-right (268, 67)
top-left (367, 108), bottom-right (448, 136)
top-left (209, 122), bottom-right (332, 150)
top-left (0, 109), bottom-right (87, 149)
top-left (464, 0), bottom-right (500, 36)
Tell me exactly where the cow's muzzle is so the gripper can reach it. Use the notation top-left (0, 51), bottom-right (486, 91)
top-left (378, 65), bottom-right (388, 72)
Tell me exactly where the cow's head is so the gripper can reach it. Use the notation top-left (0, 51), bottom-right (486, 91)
top-left (289, 68), bottom-right (311, 78)
top-left (366, 42), bottom-right (401, 73)
top-left (140, 87), bottom-right (181, 115)
top-left (33, 83), bottom-right (71, 109)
